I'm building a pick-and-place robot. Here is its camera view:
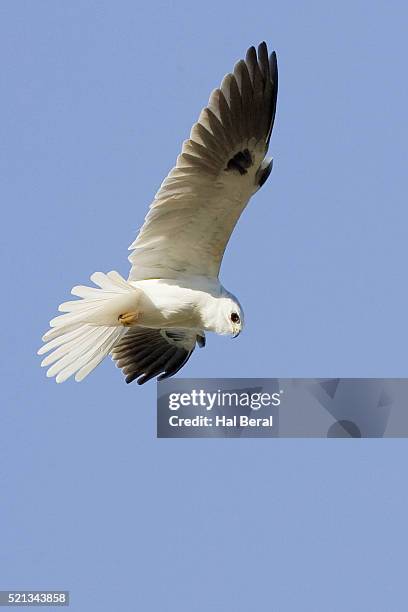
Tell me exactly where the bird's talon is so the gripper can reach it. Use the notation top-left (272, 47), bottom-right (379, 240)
top-left (118, 312), bottom-right (139, 326)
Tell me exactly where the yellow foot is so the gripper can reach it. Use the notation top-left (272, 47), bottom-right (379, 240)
top-left (118, 311), bottom-right (139, 327)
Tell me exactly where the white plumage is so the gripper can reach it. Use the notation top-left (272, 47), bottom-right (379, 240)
top-left (39, 42), bottom-right (278, 384)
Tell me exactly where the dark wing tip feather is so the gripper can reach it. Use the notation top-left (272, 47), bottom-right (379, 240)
top-left (266, 50), bottom-right (278, 144)
top-left (269, 50), bottom-right (278, 93)
top-left (227, 42), bottom-right (278, 152)
top-left (257, 42), bottom-right (270, 81)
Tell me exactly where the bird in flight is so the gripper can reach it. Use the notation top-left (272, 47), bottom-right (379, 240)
top-left (38, 42), bottom-right (278, 385)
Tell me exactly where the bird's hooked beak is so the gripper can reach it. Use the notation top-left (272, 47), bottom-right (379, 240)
top-left (232, 328), bottom-right (241, 339)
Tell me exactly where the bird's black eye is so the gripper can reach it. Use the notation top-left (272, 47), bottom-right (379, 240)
top-left (230, 312), bottom-right (240, 324)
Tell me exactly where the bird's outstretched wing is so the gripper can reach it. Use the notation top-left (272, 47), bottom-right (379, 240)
top-left (128, 42), bottom-right (278, 281)
top-left (111, 327), bottom-right (205, 384)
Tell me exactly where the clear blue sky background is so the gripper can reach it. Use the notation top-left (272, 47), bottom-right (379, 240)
top-left (1, 1), bottom-right (407, 610)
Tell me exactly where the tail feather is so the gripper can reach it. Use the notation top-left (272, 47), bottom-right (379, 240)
top-left (56, 327), bottom-right (123, 384)
top-left (40, 326), bottom-right (97, 367)
top-left (45, 326), bottom-right (111, 380)
top-left (39, 325), bottom-right (89, 354)
top-left (38, 271), bottom-right (139, 383)
top-left (42, 322), bottom-right (86, 343)
top-left (58, 298), bottom-right (109, 313)
top-left (90, 270), bottom-right (132, 291)
top-left (71, 286), bottom-right (114, 299)
top-left (75, 329), bottom-right (124, 382)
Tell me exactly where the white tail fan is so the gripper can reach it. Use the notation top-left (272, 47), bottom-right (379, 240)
top-left (38, 271), bottom-right (139, 383)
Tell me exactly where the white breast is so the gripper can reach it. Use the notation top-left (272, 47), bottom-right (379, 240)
top-left (132, 278), bottom-right (218, 329)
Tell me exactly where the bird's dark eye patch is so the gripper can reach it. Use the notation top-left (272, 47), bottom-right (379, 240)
top-left (230, 312), bottom-right (240, 324)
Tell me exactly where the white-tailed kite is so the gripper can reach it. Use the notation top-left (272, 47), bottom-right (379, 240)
top-left (39, 42), bottom-right (278, 384)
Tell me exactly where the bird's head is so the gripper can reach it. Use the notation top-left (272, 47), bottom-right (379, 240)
top-left (211, 295), bottom-right (244, 338)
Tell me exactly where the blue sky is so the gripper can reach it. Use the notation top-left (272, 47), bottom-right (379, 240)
top-left (1, 1), bottom-right (408, 610)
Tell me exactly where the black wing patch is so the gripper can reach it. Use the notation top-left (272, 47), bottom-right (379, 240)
top-left (111, 327), bottom-right (204, 385)
top-left (225, 148), bottom-right (253, 175)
